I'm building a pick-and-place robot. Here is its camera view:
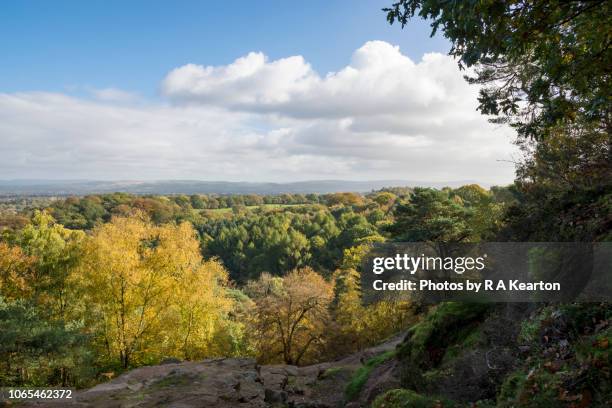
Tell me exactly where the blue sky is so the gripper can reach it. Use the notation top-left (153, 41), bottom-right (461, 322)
top-left (1, 0), bottom-right (449, 95)
top-left (0, 1), bottom-right (517, 183)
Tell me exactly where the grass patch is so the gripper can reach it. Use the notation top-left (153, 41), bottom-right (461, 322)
top-left (320, 366), bottom-right (344, 379)
top-left (395, 302), bottom-right (489, 391)
top-left (204, 204), bottom-right (303, 215)
top-left (205, 207), bottom-right (233, 214)
top-left (371, 388), bottom-right (458, 408)
top-left (517, 306), bottom-right (553, 348)
top-left (345, 349), bottom-right (396, 401)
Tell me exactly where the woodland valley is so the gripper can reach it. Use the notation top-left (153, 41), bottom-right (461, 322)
top-left (0, 181), bottom-right (609, 407)
top-left (1, 0), bottom-right (611, 407)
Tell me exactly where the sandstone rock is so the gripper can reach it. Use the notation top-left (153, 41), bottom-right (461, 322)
top-left (264, 388), bottom-right (287, 404)
top-left (260, 366), bottom-right (288, 390)
top-left (238, 379), bottom-right (264, 402)
top-left (17, 332), bottom-right (407, 408)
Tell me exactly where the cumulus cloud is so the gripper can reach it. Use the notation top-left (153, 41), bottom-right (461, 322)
top-left (162, 52), bottom-right (317, 108)
top-left (162, 41), bottom-right (474, 119)
top-left (0, 41), bottom-right (518, 184)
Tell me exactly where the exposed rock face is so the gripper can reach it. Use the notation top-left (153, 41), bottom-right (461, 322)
top-left (17, 333), bottom-right (406, 408)
top-left (17, 359), bottom-right (336, 408)
top-left (21, 359), bottom-right (265, 408)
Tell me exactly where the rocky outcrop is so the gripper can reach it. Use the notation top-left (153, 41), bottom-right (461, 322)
top-left (21, 358), bottom-right (266, 408)
top-left (18, 333), bottom-right (405, 408)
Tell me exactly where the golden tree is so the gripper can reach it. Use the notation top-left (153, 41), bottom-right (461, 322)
top-left (0, 243), bottom-right (35, 300)
top-left (248, 267), bottom-right (333, 365)
top-left (79, 214), bottom-right (233, 368)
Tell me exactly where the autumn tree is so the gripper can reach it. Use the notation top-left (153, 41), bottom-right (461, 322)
top-left (324, 192), bottom-right (365, 206)
top-left (247, 268), bottom-right (333, 365)
top-left (16, 211), bottom-right (84, 320)
top-left (79, 214), bottom-right (235, 368)
top-left (167, 258), bottom-right (237, 360)
top-left (329, 245), bottom-right (414, 356)
top-left (0, 243), bottom-right (35, 300)
top-left (329, 267), bottom-right (365, 353)
top-left (372, 191), bottom-right (397, 208)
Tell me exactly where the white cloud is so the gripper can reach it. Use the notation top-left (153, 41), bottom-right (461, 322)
top-left (91, 87), bottom-right (139, 102)
top-left (163, 41), bottom-right (473, 119)
top-left (162, 52), bottom-right (317, 107)
top-left (0, 41), bottom-right (518, 184)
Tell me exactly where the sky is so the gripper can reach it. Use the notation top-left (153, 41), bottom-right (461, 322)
top-left (0, 0), bottom-right (518, 184)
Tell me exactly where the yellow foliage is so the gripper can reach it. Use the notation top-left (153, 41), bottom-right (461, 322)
top-left (330, 245), bottom-right (416, 355)
top-left (78, 214), bottom-right (235, 367)
top-left (247, 267), bottom-right (333, 365)
top-left (0, 242), bottom-right (35, 300)
top-left (341, 244), bottom-right (372, 270)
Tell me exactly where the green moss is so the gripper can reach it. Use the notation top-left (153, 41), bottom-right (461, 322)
top-left (344, 350), bottom-right (396, 401)
top-left (518, 306), bottom-right (553, 347)
top-left (320, 366), bottom-right (344, 379)
top-left (371, 388), bottom-right (458, 408)
top-left (440, 324), bottom-right (484, 365)
top-left (497, 369), bottom-right (527, 403)
top-left (398, 302), bottom-right (490, 370)
top-left (368, 349), bottom-right (397, 366)
top-left (471, 400), bottom-right (497, 408)
top-left (497, 368), bottom-right (564, 407)
top-left (421, 367), bottom-right (452, 384)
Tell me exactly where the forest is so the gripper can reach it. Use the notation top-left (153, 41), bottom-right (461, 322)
top-left (0, 185), bottom-right (513, 386)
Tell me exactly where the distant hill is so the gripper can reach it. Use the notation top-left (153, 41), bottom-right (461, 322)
top-left (0, 179), bottom-right (483, 196)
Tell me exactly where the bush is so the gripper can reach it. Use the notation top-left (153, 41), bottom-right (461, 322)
top-left (398, 302), bottom-right (489, 368)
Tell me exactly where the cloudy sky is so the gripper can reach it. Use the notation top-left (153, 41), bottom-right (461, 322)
top-left (0, 1), bottom-right (517, 184)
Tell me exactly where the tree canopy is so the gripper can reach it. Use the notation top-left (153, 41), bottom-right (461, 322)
top-left (385, 0), bottom-right (611, 141)
top-left (385, 0), bottom-right (611, 241)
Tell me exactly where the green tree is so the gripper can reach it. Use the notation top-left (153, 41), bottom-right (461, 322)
top-left (385, 0), bottom-right (611, 241)
top-left (0, 296), bottom-right (92, 387)
top-left (385, 0), bottom-right (611, 141)
top-left (387, 188), bottom-right (475, 243)
top-left (17, 211), bottom-right (84, 320)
